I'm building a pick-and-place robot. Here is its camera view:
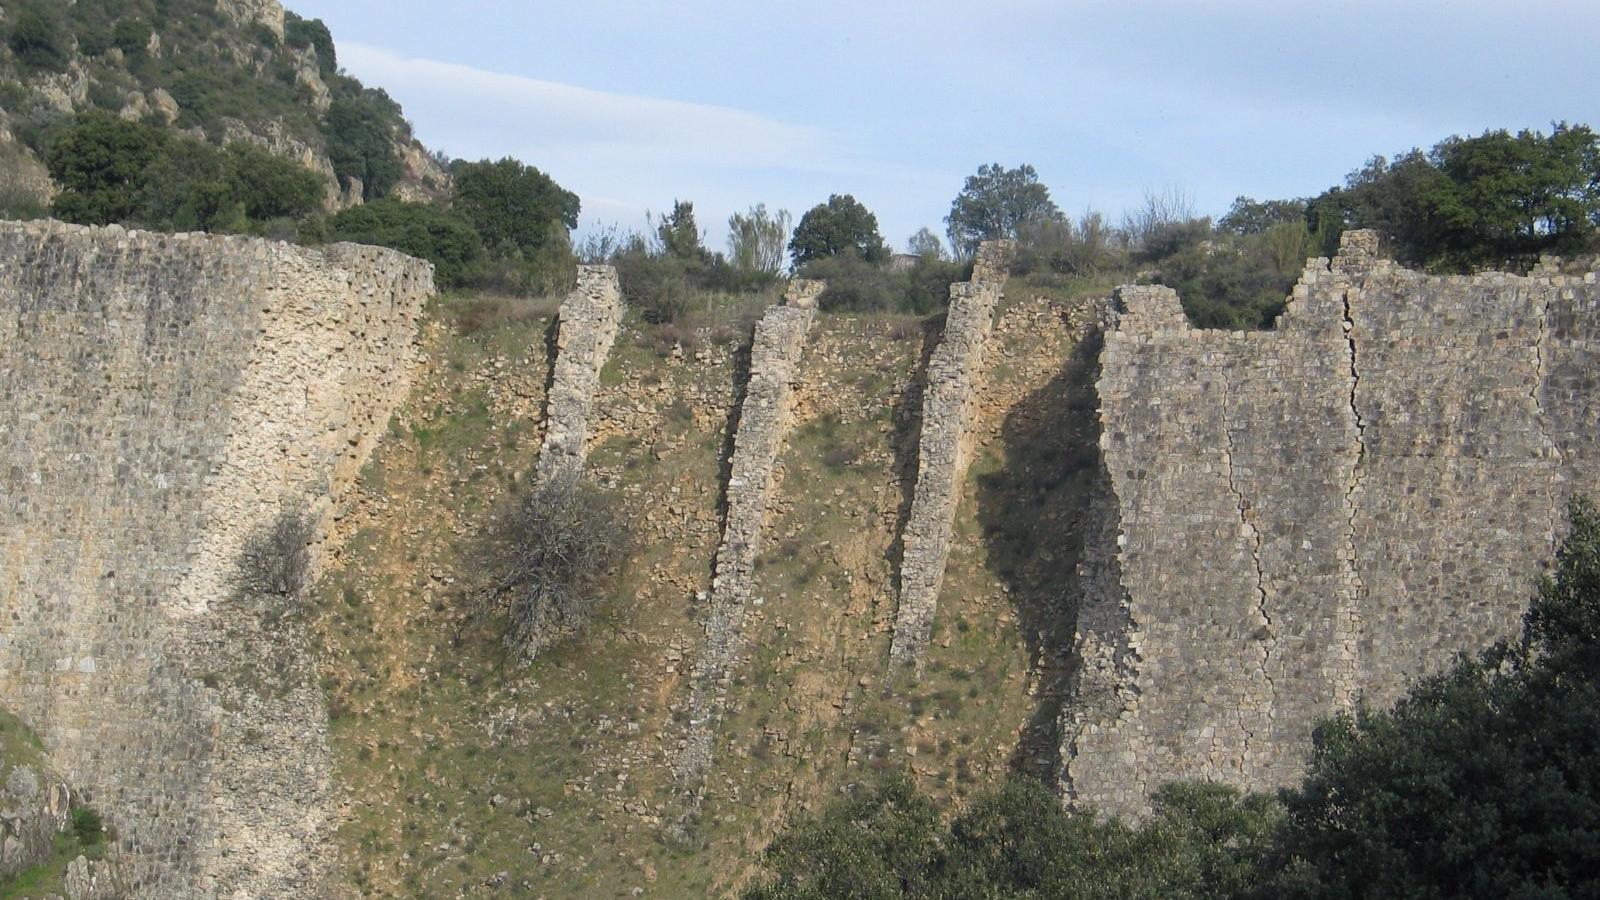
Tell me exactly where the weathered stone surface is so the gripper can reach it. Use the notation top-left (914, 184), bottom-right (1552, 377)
top-left (533, 266), bottom-right (624, 491)
top-left (1062, 231), bottom-right (1600, 816)
top-left (675, 280), bottom-right (824, 815)
top-left (0, 220), bottom-right (432, 895)
top-left (889, 240), bottom-right (1014, 666)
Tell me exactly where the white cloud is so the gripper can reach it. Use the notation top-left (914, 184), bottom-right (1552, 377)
top-left (339, 43), bottom-right (835, 171)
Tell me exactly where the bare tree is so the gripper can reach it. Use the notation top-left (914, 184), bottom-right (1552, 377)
top-left (1120, 185), bottom-right (1198, 251)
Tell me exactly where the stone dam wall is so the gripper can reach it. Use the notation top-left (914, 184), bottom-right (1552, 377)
top-left (889, 240), bottom-right (1014, 666)
top-left (1061, 231), bottom-right (1600, 816)
top-left (675, 280), bottom-right (823, 815)
top-left (0, 221), bottom-right (432, 895)
top-left (532, 265), bottom-right (624, 490)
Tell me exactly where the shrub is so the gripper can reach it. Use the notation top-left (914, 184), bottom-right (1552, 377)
top-left (327, 199), bottom-right (484, 287)
top-left (112, 19), bottom-right (152, 58)
top-left (284, 12), bottom-right (336, 73)
top-left (1148, 225), bottom-right (1307, 329)
top-left (481, 478), bottom-right (627, 662)
top-left (745, 774), bottom-right (1280, 899)
top-left (0, 149), bottom-right (49, 220)
top-left (801, 254), bottom-right (903, 313)
top-left (900, 257), bottom-right (967, 315)
top-left (71, 807), bottom-right (106, 849)
top-left (615, 247), bottom-right (693, 324)
top-left (744, 773), bottom-right (944, 900)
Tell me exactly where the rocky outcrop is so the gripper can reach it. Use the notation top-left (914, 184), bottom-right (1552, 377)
top-left (1, 744), bottom-right (72, 881)
top-left (674, 280), bottom-right (824, 818)
top-left (888, 240), bottom-right (1014, 666)
top-left (533, 266), bottom-right (624, 490)
top-left (0, 221), bottom-right (433, 895)
top-left (1062, 231), bottom-right (1600, 816)
top-left (215, 0), bottom-right (287, 41)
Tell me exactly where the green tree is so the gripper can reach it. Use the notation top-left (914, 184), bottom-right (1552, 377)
top-left (451, 157), bottom-right (580, 256)
top-left (327, 199), bottom-right (484, 287)
top-left (450, 157), bottom-right (579, 294)
top-left (1265, 499), bottom-right (1600, 899)
top-left (945, 163), bottom-right (1063, 258)
top-left (1309, 124), bottom-right (1600, 269)
top-left (46, 112), bottom-right (169, 225)
top-left (223, 143), bottom-right (326, 221)
top-left (789, 194), bottom-right (888, 267)
top-left (728, 203), bottom-right (791, 273)
top-left (743, 773), bottom-right (944, 900)
top-left (906, 227), bottom-right (944, 259)
top-left (1218, 197), bottom-right (1310, 236)
top-left (284, 12), bottom-right (336, 74)
top-left (653, 199), bottom-right (705, 261)
top-left (323, 90), bottom-right (404, 200)
top-left (137, 137), bottom-right (246, 232)
top-left (7, 8), bottom-right (68, 73)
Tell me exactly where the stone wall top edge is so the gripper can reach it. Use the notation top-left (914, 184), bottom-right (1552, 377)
top-left (1108, 239), bottom-right (1600, 345)
top-left (0, 218), bottom-right (438, 284)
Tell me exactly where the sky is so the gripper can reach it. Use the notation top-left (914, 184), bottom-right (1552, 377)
top-left (288, 0), bottom-right (1600, 253)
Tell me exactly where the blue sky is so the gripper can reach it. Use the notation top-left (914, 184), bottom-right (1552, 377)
top-left (289, 0), bottom-right (1600, 253)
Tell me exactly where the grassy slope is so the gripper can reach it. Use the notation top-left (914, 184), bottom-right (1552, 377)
top-left (312, 288), bottom-right (1101, 896)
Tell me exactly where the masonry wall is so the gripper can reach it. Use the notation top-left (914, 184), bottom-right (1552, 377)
top-left (533, 265), bottom-right (623, 490)
top-left (675, 280), bottom-right (823, 815)
top-left (1062, 231), bottom-right (1600, 815)
top-left (889, 240), bottom-right (1013, 665)
top-left (0, 221), bottom-right (432, 894)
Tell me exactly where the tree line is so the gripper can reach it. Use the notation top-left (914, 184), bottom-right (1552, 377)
top-left (18, 102), bottom-right (1600, 332)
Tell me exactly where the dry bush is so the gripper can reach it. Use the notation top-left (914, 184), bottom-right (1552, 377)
top-left (481, 477), bottom-right (628, 662)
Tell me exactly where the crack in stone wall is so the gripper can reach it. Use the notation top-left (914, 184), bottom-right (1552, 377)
top-left (1336, 284), bottom-right (1369, 709)
top-left (533, 265), bottom-right (623, 490)
top-left (1218, 365), bottom-right (1276, 760)
top-left (888, 240), bottom-right (1014, 667)
top-left (0, 221), bottom-right (433, 895)
top-left (1063, 230), bottom-right (1599, 817)
top-left (673, 280), bottom-right (823, 824)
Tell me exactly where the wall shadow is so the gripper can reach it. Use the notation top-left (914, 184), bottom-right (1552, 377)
top-left (974, 321), bottom-right (1104, 781)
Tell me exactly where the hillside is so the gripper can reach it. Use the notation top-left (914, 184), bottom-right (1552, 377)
top-left (309, 282), bottom-right (1103, 896)
top-left (0, 0), bottom-right (447, 216)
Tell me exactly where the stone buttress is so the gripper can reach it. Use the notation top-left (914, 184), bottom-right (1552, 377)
top-left (533, 265), bottom-right (624, 490)
top-left (888, 239), bottom-right (1015, 666)
top-left (674, 279), bottom-right (824, 818)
